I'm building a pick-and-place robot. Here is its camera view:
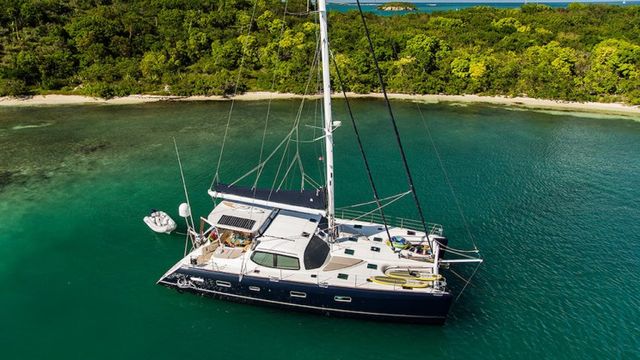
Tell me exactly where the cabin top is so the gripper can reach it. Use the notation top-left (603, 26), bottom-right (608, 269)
top-left (255, 209), bottom-right (322, 256)
top-left (207, 201), bottom-right (275, 235)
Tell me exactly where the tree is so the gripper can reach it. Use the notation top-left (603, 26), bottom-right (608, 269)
top-left (583, 39), bottom-right (640, 98)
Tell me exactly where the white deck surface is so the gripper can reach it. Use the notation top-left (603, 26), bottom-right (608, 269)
top-left (167, 200), bottom-right (444, 294)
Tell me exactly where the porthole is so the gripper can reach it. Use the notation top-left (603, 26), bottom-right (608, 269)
top-left (215, 280), bottom-right (231, 288)
top-left (290, 291), bottom-right (307, 298)
top-left (334, 296), bottom-right (352, 303)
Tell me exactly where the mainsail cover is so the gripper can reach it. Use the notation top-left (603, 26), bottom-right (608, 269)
top-left (212, 183), bottom-right (326, 211)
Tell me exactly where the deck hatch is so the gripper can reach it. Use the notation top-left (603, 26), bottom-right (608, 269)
top-left (218, 215), bottom-right (256, 230)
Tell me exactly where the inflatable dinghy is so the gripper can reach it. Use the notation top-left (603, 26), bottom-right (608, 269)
top-left (144, 210), bottom-right (177, 234)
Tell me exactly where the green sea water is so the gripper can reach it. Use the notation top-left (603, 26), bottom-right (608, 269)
top-left (0, 99), bottom-right (638, 359)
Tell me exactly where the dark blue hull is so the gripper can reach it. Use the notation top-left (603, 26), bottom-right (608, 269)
top-left (159, 267), bottom-right (453, 324)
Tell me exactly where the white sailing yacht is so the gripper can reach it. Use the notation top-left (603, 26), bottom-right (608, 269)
top-left (157, 0), bottom-right (482, 324)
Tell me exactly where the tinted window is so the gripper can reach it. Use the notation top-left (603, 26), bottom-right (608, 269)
top-left (251, 251), bottom-right (300, 270)
top-left (251, 251), bottom-right (275, 267)
top-left (303, 235), bottom-right (330, 270)
top-left (277, 255), bottom-right (300, 270)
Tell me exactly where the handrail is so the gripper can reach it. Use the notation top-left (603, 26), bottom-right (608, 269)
top-left (335, 208), bottom-right (443, 236)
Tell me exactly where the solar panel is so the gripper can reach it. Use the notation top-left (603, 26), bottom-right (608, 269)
top-left (218, 215), bottom-right (256, 230)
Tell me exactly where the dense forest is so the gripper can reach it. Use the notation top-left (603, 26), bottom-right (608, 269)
top-left (1, 0), bottom-right (639, 103)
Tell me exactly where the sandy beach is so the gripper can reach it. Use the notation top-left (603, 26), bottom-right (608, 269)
top-left (1, 92), bottom-right (638, 118)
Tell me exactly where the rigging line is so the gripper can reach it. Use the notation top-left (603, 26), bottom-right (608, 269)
top-left (293, 89), bottom-right (305, 191)
top-left (268, 40), bottom-right (321, 199)
top-left (303, 173), bottom-right (322, 189)
top-left (416, 103), bottom-right (479, 251)
top-left (447, 267), bottom-right (469, 284)
top-left (355, 0), bottom-right (431, 249)
top-left (211, 0), bottom-right (260, 188)
top-left (269, 110), bottom-right (297, 195)
top-left (439, 243), bottom-right (480, 253)
top-left (276, 152), bottom-right (301, 191)
top-left (173, 137), bottom-right (195, 232)
top-left (337, 191), bottom-right (411, 209)
top-left (229, 125), bottom-right (297, 187)
top-left (253, 0), bottom-right (291, 190)
top-left (330, 50), bottom-right (392, 241)
top-left (313, 13), bottom-right (324, 183)
top-left (312, 7), bottom-right (324, 181)
top-left (440, 248), bottom-right (478, 259)
top-left (347, 190), bottom-right (410, 224)
top-left (453, 262), bottom-right (482, 304)
top-left (289, 21), bottom-right (324, 192)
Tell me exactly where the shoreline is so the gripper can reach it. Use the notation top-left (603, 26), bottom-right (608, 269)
top-left (1, 92), bottom-right (639, 118)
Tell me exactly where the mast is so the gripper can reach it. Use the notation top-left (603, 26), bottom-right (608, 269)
top-left (317, 0), bottom-right (335, 238)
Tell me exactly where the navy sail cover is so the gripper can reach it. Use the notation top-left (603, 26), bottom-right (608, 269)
top-left (213, 183), bottom-right (327, 211)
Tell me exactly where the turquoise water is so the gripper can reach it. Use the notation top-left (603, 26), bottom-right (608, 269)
top-left (0, 100), bottom-right (639, 359)
top-left (328, 2), bottom-right (639, 15)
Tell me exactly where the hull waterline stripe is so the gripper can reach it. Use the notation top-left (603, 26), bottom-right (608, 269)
top-left (158, 280), bottom-right (444, 320)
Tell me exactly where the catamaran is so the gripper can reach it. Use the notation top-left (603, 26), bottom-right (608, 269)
top-left (157, 0), bottom-right (482, 324)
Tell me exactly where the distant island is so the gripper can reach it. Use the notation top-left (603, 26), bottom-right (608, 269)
top-left (377, 2), bottom-right (417, 11)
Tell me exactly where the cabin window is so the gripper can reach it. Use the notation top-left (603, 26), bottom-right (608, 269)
top-left (303, 235), bottom-right (330, 270)
top-left (251, 251), bottom-right (275, 267)
top-left (252, 251), bottom-right (300, 270)
top-left (276, 254), bottom-right (300, 270)
top-left (334, 296), bottom-right (352, 303)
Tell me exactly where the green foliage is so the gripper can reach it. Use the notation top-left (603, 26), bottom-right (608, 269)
top-left (0, 79), bottom-right (29, 96)
top-left (583, 39), bottom-right (640, 98)
top-left (0, 1), bottom-right (639, 103)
